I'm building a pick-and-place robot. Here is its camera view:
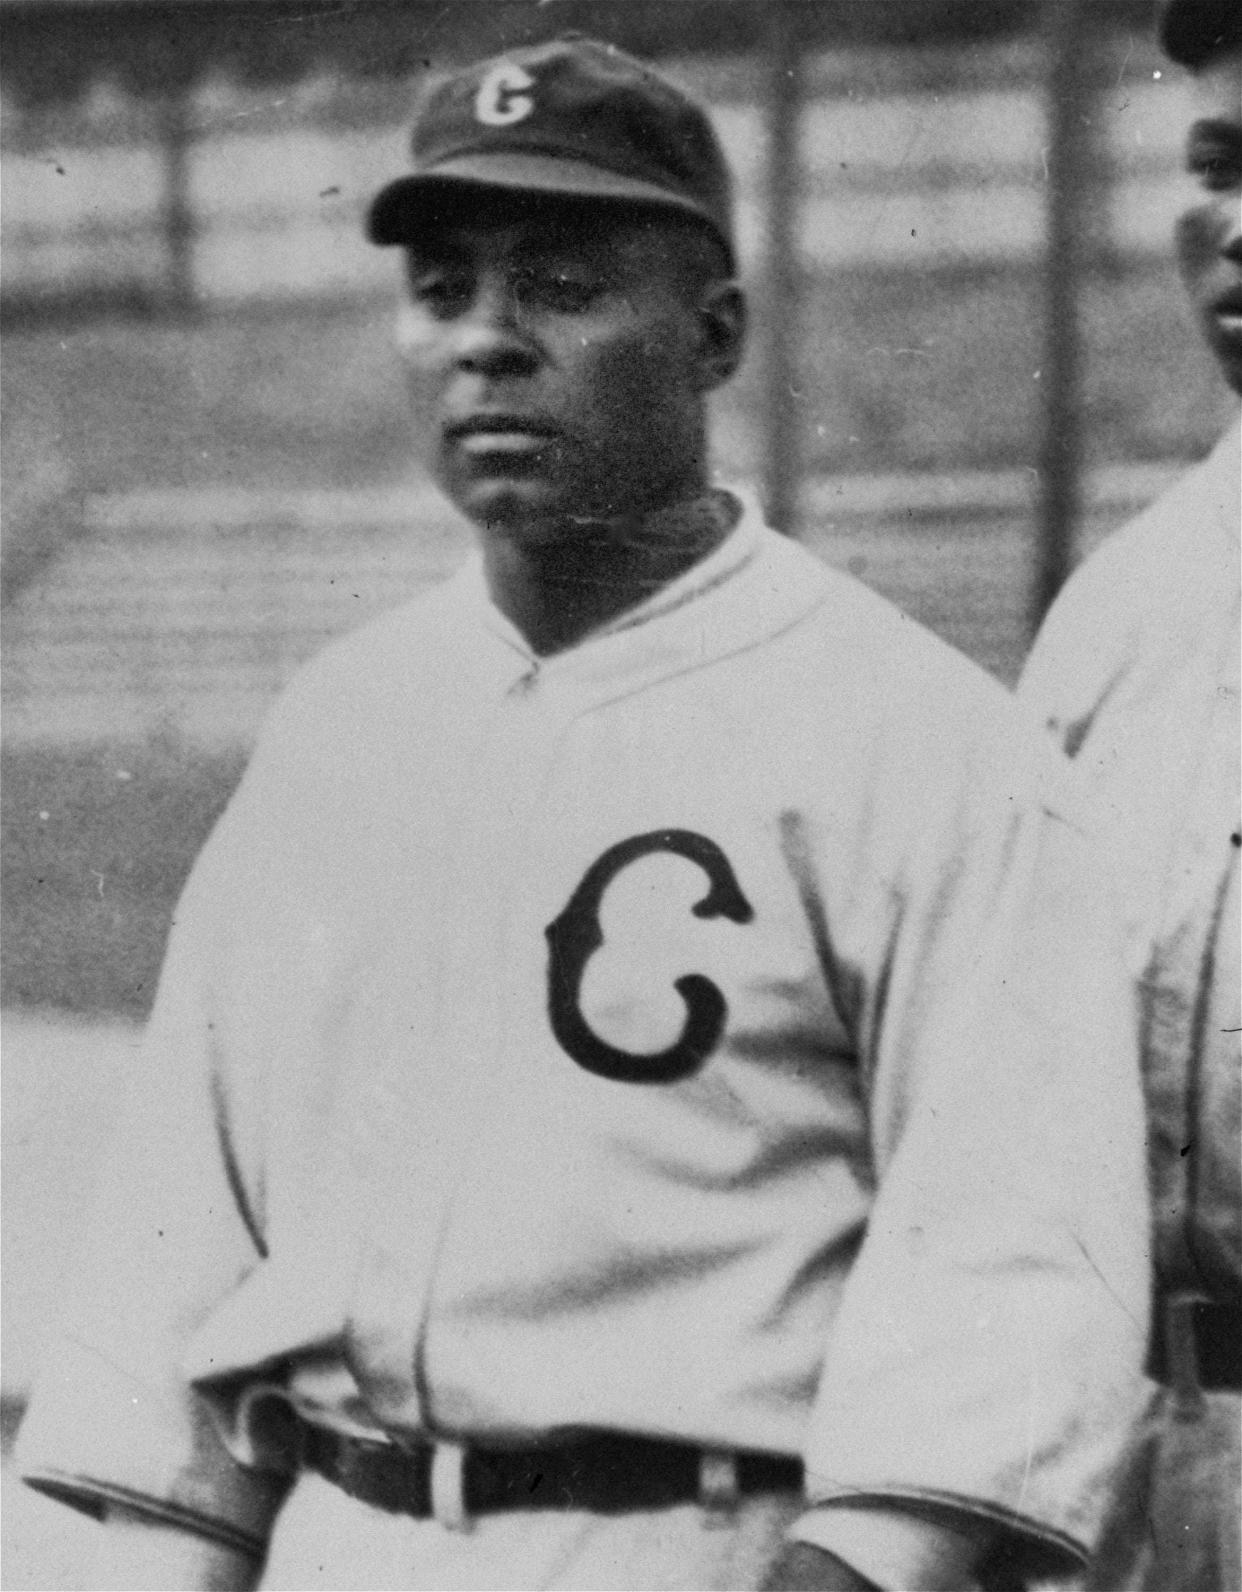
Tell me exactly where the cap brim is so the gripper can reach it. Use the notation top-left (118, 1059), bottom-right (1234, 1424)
top-left (367, 152), bottom-right (732, 264)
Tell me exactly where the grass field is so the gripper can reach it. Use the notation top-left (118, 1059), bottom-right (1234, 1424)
top-left (1, 740), bottom-right (247, 1016)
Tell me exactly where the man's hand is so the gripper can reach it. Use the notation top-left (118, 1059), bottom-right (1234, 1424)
top-left (760, 1541), bottom-right (884, 1592)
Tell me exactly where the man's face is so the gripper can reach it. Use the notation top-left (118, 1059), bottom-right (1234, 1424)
top-left (1175, 49), bottom-right (1242, 394)
top-left (397, 195), bottom-right (730, 544)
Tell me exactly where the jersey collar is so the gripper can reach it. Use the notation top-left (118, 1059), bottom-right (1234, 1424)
top-left (451, 487), bottom-right (831, 699)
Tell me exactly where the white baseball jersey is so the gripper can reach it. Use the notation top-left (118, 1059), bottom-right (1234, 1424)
top-left (18, 492), bottom-right (1149, 1582)
top-left (1019, 422), bottom-right (1240, 1592)
top-left (1021, 418), bottom-right (1241, 1303)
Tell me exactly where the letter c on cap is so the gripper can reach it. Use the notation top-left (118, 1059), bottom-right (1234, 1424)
top-left (475, 63), bottom-right (536, 126)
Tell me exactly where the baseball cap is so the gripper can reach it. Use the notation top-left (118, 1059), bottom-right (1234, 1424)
top-left (1159, 0), bottom-right (1242, 67)
top-left (367, 36), bottom-right (735, 268)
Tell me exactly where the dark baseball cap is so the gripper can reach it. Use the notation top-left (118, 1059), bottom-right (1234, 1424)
top-left (1159, 0), bottom-right (1242, 67)
top-left (367, 36), bottom-right (736, 268)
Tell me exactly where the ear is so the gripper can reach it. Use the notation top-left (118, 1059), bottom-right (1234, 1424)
top-left (693, 281), bottom-right (747, 392)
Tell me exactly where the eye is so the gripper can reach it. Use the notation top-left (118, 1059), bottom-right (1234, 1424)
top-left (1186, 137), bottom-right (1242, 193)
top-left (405, 260), bottom-right (473, 319)
top-left (513, 264), bottom-right (602, 314)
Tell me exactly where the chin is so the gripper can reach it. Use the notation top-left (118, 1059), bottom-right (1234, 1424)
top-left (452, 480), bottom-right (568, 543)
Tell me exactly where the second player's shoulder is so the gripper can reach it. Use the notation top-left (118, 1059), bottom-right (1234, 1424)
top-left (1022, 423), bottom-right (1241, 729)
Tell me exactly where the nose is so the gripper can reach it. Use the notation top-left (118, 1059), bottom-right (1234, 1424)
top-left (453, 275), bottom-right (539, 377)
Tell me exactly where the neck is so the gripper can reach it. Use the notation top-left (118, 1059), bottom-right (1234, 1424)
top-left (482, 489), bottom-right (740, 656)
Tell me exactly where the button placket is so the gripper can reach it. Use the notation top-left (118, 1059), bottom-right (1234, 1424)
top-left (411, 666), bottom-right (593, 1430)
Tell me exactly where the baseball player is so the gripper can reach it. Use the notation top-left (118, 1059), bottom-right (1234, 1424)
top-left (18, 38), bottom-right (1149, 1592)
top-left (1019, 4), bottom-right (1241, 1588)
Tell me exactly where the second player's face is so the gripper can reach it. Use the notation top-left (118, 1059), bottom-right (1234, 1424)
top-left (397, 198), bottom-right (715, 543)
top-left (1175, 49), bottom-right (1242, 395)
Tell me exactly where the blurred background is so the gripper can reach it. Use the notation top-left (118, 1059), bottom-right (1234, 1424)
top-left (1, 0), bottom-right (1237, 1577)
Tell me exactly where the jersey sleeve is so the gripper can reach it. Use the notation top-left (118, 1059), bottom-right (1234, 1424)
top-left (800, 718), bottom-right (1151, 1577)
top-left (14, 792), bottom-right (293, 1559)
top-left (12, 618), bottom-right (439, 1556)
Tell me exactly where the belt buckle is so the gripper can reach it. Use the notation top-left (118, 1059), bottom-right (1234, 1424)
top-left (431, 1440), bottom-right (473, 1532)
top-left (699, 1449), bottom-right (740, 1526)
top-left (1165, 1294), bottom-right (1208, 1417)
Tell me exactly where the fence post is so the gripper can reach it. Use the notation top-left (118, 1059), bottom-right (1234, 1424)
top-left (1034, 0), bottom-right (1095, 630)
top-left (761, 0), bottom-right (802, 536)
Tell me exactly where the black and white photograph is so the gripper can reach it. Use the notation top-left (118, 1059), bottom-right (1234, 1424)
top-left (2, 2), bottom-right (1238, 1588)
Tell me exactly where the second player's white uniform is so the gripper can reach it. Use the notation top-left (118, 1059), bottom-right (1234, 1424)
top-left (1020, 420), bottom-right (1241, 1592)
top-left (18, 493), bottom-right (1149, 1589)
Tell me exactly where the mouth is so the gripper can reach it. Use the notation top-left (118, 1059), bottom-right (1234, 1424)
top-left (444, 416), bottom-right (560, 456)
top-left (1211, 292), bottom-right (1242, 336)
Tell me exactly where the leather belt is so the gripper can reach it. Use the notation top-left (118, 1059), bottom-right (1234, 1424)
top-left (302, 1424), bottom-right (803, 1519)
top-left (1154, 1297), bottom-right (1242, 1393)
top-left (1188, 1302), bottom-right (1242, 1392)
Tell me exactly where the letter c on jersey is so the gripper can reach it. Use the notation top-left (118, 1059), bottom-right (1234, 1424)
top-left (545, 830), bottom-right (754, 1084)
top-left (475, 63), bottom-right (536, 126)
